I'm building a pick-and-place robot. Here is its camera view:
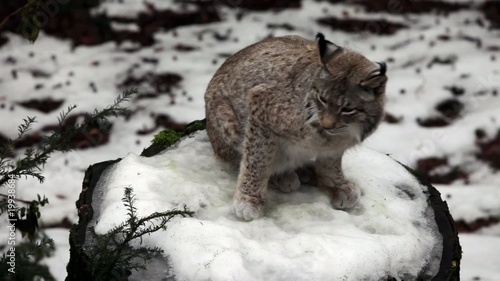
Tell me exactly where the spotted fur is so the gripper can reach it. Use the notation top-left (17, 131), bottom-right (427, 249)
top-left (205, 33), bottom-right (387, 220)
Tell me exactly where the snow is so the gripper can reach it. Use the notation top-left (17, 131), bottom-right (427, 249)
top-left (436, 184), bottom-right (500, 223)
top-left (460, 234), bottom-right (500, 281)
top-left (42, 229), bottom-right (71, 281)
top-left (0, 0), bottom-right (499, 280)
top-left (91, 131), bottom-right (442, 281)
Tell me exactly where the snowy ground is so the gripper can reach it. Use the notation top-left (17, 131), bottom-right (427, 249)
top-left (1, 0), bottom-right (499, 280)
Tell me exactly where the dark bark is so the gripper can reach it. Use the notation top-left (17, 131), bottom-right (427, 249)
top-left (66, 159), bottom-right (121, 281)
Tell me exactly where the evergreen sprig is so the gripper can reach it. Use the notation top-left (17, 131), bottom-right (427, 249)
top-left (0, 88), bottom-right (138, 187)
top-left (0, 88), bottom-right (138, 280)
top-left (86, 187), bottom-right (193, 280)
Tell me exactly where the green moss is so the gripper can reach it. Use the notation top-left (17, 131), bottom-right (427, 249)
top-left (151, 129), bottom-right (182, 146)
top-left (184, 119), bottom-right (206, 135)
top-left (142, 120), bottom-right (206, 157)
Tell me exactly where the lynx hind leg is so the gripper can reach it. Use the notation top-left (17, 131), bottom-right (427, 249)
top-left (205, 94), bottom-right (242, 166)
top-left (270, 171), bottom-right (301, 193)
top-left (315, 156), bottom-right (360, 209)
top-left (296, 165), bottom-right (317, 185)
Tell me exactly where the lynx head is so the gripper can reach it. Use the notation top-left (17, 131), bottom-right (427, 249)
top-left (304, 33), bottom-right (387, 142)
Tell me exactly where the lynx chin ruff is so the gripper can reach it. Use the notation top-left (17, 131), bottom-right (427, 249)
top-left (205, 33), bottom-right (387, 220)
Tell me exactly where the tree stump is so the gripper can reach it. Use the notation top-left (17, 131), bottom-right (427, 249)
top-left (67, 122), bottom-right (461, 281)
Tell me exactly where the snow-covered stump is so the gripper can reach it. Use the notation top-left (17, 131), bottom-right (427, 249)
top-left (67, 126), bottom-right (461, 281)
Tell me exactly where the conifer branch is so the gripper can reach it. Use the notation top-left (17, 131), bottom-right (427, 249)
top-left (0, 88), bottom-right (138, 186)
top-left (86, 187), bottom-right (193, 280)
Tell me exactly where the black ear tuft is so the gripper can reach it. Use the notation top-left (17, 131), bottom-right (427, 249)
top-left (316, 33), bottom-right (327, 58)
top-left (377, 62), bottom-right (387, 76)
top-left (316, 32), bottom-right (335, 58)
top-left (316, 32), bottom-right (341, 66)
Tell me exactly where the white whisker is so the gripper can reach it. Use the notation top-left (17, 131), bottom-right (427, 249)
top-left (324, 126), bottom-right (349, 135)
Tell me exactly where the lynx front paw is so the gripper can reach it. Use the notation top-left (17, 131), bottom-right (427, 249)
top-left (270, 172), bottom-right (301, 193)
top-left (324, 181), bottom-right (360, 210)
top-left (232, 192), bottom-right (265, 220)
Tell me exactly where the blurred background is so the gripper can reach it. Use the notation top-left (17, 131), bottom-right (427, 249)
top-left (0, 0), bottom-right (499, 280)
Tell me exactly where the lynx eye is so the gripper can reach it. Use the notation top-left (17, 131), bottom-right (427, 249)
top-left (341, 107), bottom-right (357, 115)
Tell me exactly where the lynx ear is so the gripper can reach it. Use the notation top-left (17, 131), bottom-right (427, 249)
top-left (316, 33), bottom-right (342, 66)
top-left (360, 62), bottom-right (388, 89)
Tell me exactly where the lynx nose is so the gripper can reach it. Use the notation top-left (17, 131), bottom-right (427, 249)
top-left (320, 115), bottom-right (336, 129)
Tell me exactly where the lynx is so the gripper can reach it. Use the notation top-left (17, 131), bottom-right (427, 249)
top-left (205, 33), bottom-right (387, 220)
